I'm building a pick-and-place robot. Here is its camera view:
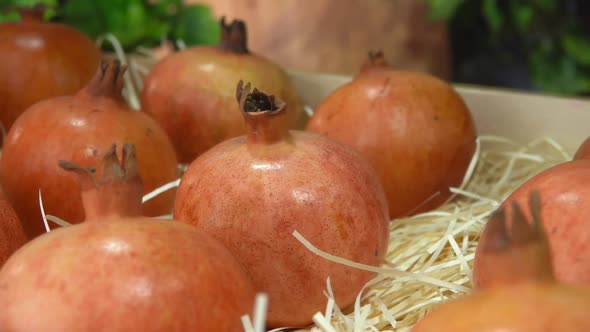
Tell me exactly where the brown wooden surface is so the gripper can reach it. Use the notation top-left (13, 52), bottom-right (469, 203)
top-left (189, 0), bottom-right (451, 79)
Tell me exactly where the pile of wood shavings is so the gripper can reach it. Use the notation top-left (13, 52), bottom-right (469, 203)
top-left (274, 136), bottom-right (571, 332)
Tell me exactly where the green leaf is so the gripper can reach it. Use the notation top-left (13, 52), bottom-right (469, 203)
top-left (529, 49), bottom-right (590, 95)
top-left (60, 0), bottom-right (169, 50)
top-left (0, 0), bottom-right (57, 20)
top-left (534, 0), bottom-right (556, 10)
top-left (424, 0), bottom-right (465, 21)
top-left (0, 0), bottom-right (56, 7)
top-left (173, 4), bottom-right (220, 46)
top-left (0, 10), bottom-right (19, 23)
top-left (146, 0), bottom-right (182, 19)
top-left (562, 34), bottom-right (590, 66)
top-left (510, 2), bottom-right (533, 33)
top-left (482, 0), bottom-right (503, 33)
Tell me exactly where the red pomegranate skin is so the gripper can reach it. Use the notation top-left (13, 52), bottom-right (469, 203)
top-left (0, 197), bottom-right (26, 266)
top-left (174, 82), bottom-right (390, 327)
top-left (0, 9), bottom-right (101, 131)
top-left (141, 19), bottom-right (305, 164)
top-left (474, 160), bottom-right (590, 288)
top-left (0, 61), bottom-right (179, 239)
top-left (411, 282), bottom-right (590, 331)
top-left (0, 220), bottom-right (256, 332)
top-left (306, 65), bottom-right (477, 219)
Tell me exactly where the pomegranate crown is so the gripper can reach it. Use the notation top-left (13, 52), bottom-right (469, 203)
top-left (236, 80), bottom-right (285, 114)
top-left (481, 191), bottom-right (548, 254)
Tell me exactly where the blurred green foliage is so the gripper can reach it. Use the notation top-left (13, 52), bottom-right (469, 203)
top-left (0, 0), bottom-right (221, 50)
top-left (425, 0), bottom-right (590, 96)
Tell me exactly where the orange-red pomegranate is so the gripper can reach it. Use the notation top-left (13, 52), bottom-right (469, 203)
top-left (0, 194), bottom-right (26, 266)
top-left (474, 160), bottom-right (590, 287)
top-left (306, 51), bottom-right (477, 219)
top-left (174, 81), bottom-right (390, 327)
top-left (141, 17), bottom-right (306, 163)
top-left (412, 192), bottom-right (590, 331)
top-left (0, 144), bottom-right (255, 332)
top-left (0, 60), bottom-right (178, 239)
top-left (0, 5), bottom-right (101, 131)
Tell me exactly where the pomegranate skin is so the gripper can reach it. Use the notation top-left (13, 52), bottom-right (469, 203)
top-left (0, 197), bottom-right (26, 266)
top-left (141, 35), bottom-right (305, 163)
top-left (474, 160), bottom-right (590, 288)
top-left (411, 283), bottom-right (590, 331)
top-left (0, 12), bottom-right (101, 131)
top-left (0, 220), bottom-right (256, 332)
top-left (306, 69), bottom-right (477, 219)
top-left (0, 62), bottom-right (179, 239)
top-left (416, 196), bottom-right (590, 332)
top-left (174, 128), bottom-right (390, 327)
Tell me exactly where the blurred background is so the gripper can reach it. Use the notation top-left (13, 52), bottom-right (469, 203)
top-left (2, 0), bottom-right (589, 97)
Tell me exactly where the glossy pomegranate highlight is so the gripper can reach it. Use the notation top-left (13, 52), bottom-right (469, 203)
top-left (0, 5), bottom-right (101, 131)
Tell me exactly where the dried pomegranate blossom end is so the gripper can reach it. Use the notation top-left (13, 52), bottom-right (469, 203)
top-left (236, 80), bottom-right (289, 145)
top-left (58, 144), bottom-right (143, 221)
top-left (478, 191), bottom-right (555, 288)
top-left (80, 59), bottom-right (127, 100)
top-left (244, 91), bottom-right (279, 113)
top-left (218, 16), bottom-right (249, 54)
top-left (358, 50), bottom-right (390, 76)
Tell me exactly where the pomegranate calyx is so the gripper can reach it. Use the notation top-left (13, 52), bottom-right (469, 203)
top-left (244, 89), bottom-right (279, 113)
top-left (218, 16), bottom-right (249, 54)
top-left (359, 50), bottom-right (389, 75)
top-left (58, 161), bottom-right (98, 190)
top-left (59, 143), bottom-right (143, 221)
top-left (81, 59), bottom-right (127, 100)
top-left (237, 80), bottom-right (286, 114)
top-left (478, 190), bottom-right (554, 287)
top-left (236, 80), bottom-right (289, 145)
top-left (481, 191), bottom-right (548, 253)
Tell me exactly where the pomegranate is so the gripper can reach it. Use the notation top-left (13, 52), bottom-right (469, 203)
top-left (412, 192), bottom-right (590, 331)
top-left (306, 51), bottom-right (477, 219)
top-left (0, 5), bottom-right (101, 131)
top-left (0, 193), bottom-right (26, 266)
top-left (473, 160), bottom-right (590, 287)
top-left (141, 17), bottom-right (306, 163)
top-left (173, 81), bottom-right (390, 327)
top-left (0, 59), bottom-right (178, 239)
top-left (0, 144), bottom-right (256, 331)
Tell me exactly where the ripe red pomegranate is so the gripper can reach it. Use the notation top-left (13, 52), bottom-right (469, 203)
top-left (0, 5), bottom-right (101, 131)
top-left (412, 192), bottom-right (590, 331)
top-left (141, 17), bottom-right (306, 163)
top-left (306, 51), bottom-right (477, 219)
top-left (174, 81), bottom-right (390, 327)
top-left (0, 193), bottom-right (26, 266)
top-left (0, 59), bottom-right (178, 239)
top-left (0, 144), bottom-right (256, 331)
top-left (474, 160), bottom-right (590, 288)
